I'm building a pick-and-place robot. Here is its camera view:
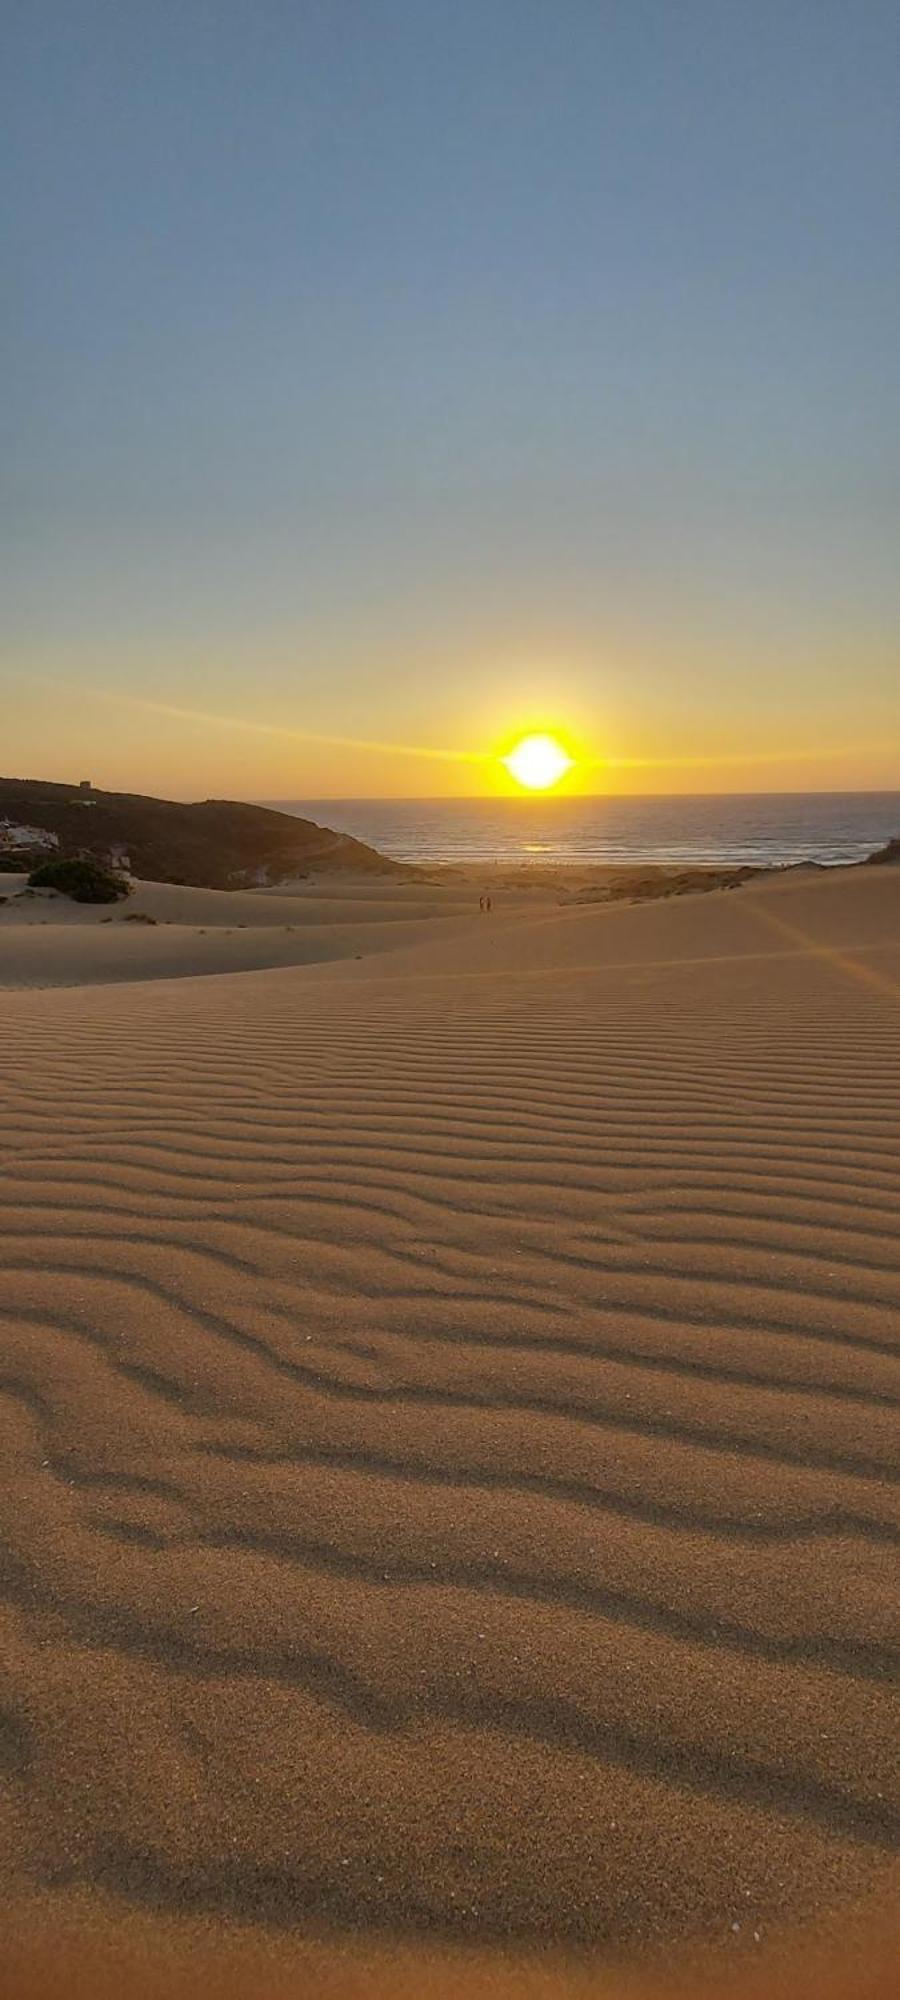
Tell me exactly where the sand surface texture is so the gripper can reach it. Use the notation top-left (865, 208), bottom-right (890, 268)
top-left (1, 865), bottom-right (898, 1969)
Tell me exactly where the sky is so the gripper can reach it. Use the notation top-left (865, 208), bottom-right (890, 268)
top-left (3, 0), bottom-right (899, 799)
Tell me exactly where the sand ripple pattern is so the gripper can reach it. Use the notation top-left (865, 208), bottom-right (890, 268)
top-left (1, 875), bottom-right (898, 1951)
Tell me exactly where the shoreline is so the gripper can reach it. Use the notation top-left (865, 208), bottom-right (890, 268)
top-left (266, 793), bottom-right (900, 879)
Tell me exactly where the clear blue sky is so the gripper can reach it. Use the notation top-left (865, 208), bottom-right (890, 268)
top-left (4, 1), bottom-right (899, 796)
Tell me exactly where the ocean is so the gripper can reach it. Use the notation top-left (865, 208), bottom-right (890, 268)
top-left (267, 792), bottom-right (900, 869)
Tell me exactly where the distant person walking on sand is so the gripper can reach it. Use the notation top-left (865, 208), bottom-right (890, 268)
top-left (479, 894), bottom-right (485, 912)
top-left (486, 893), bottom-right (492, 913)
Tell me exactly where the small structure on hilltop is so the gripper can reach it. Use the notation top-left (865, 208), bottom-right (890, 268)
top-left (0, 775), bottom-right (408, 889)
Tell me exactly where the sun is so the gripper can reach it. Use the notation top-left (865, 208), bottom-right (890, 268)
top-left (502, 733), bottom-right (573, 791)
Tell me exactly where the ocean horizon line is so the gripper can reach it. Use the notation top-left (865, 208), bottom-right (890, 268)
top-left (261, 789), bottom-right (900, 870)
top-left (261, 786), bottom-right (900, 804)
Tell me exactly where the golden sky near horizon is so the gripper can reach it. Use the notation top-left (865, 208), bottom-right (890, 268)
top-left (7, 631), bottom-right (899, 802)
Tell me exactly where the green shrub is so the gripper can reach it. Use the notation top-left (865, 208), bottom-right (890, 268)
top-left (28, 856), bottom-right (130, 904)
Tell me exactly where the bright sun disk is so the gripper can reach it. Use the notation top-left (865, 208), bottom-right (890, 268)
top-left (503, 733), bottom-right (573, 790)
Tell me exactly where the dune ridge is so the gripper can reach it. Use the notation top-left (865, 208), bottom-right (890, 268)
top-left (1, 865), bottom-right (898, 1971)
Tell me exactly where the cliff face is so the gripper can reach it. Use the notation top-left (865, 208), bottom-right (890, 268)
top-left (0, 778), bottom-right (405, 889)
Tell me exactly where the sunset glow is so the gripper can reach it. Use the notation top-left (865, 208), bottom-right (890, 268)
top-left (502, 735), bottom-right (574, 791)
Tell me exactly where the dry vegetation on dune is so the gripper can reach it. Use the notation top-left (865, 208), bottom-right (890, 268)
top-left (0, 866), bottom-right (898, 1981)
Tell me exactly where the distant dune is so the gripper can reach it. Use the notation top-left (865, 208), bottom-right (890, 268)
top-left (1, 860), bottom-right (897, 1991)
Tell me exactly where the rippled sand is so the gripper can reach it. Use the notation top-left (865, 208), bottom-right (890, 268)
top-left (1, 864), bottom-right (897, 1989)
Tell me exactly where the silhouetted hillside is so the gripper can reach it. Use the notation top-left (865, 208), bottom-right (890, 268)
top-left (864, 833), bottom-right (900, 866)
top-left (0, 777), bottom-right (406, 888)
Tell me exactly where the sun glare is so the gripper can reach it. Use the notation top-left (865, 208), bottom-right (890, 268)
top-left (503, 733), bottom-right (573, 791)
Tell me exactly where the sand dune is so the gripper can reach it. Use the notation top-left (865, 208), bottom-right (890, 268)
top-left (1, 865), bottom-right (897, 1983)
top-left (0, 872), bottom-right (475, 987)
